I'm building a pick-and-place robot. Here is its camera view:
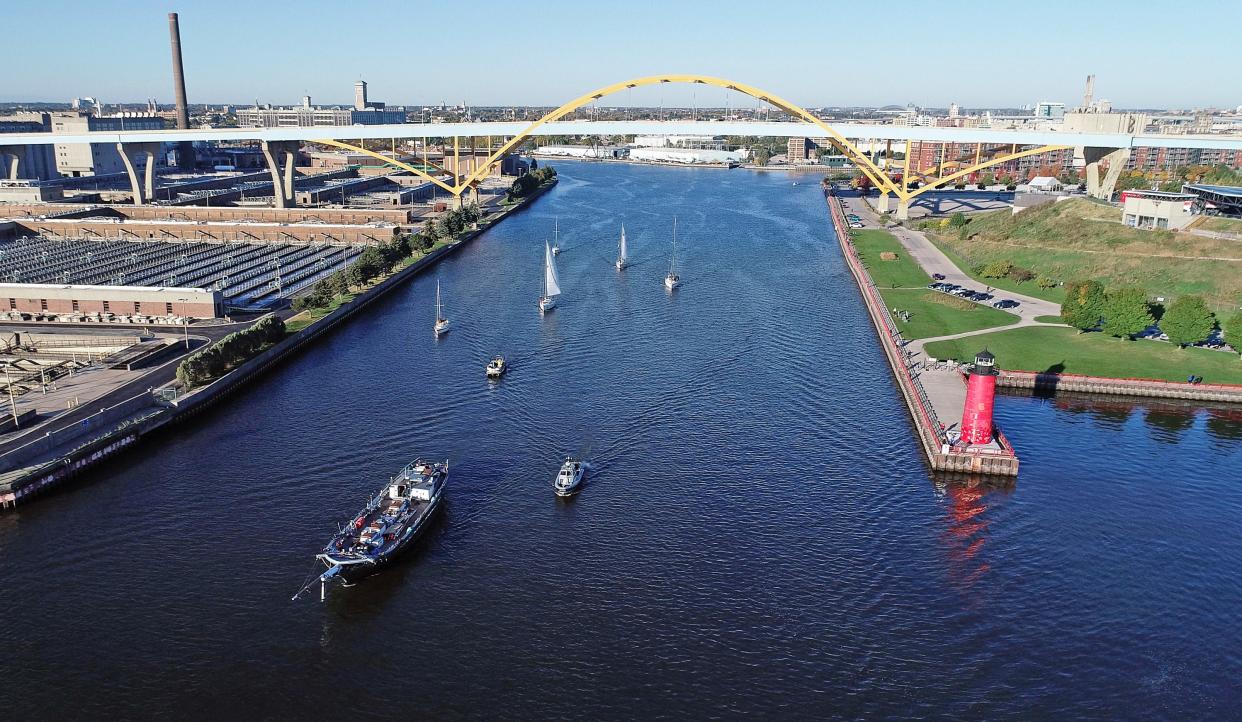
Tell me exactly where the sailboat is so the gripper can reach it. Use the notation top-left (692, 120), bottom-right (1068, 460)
top-left (615, 224), bottom-right (628, 271)
top-left (664, 217), bottom-right (681, 290)
top-left (539, 240), bottom-right (561, 313)
top-left (551, 218), bottom-right (561, 256)
top-left (433, 279), bottom-right (450, 336)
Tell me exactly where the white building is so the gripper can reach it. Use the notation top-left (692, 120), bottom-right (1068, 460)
top-left (628, 147), bottom-right (746, 164)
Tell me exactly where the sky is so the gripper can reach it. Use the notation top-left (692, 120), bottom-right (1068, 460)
top-left (3, 0), bottom-right (1240, 110)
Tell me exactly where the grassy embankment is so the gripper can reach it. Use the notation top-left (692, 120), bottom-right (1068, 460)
top-left (1196, 216), bottom-right (1242, 235)
top-left (851, 229), bottom-right (1019, 339)
top-left (925, 198), bottom-right (1242, 316)
top-left (925, 326), bottom-right (1242, 385)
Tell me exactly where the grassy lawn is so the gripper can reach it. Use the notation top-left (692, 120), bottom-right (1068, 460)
top-left (1034, 315), bottom-right (1064, 324)
top-left (924, 325), bottom-right (1242, 385)
top-left (924, 198), bottom-right (1242, 315)
top-left (852, 229), bottom-right (930, 288)
top-left (1197, 216), bottom-right (1242, 235)
top-left (879, 288), bottom-right (1019, 340)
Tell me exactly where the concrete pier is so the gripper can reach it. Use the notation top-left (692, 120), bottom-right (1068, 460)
top-left (826, 188), bottom-right (1019, 476)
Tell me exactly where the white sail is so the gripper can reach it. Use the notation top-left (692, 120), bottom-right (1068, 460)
top-left (435, 280), bottom-right (444, 318)
top-left (544, 241), bottom-right (562, 297)
top-left (618, 225), bottom-right (627, 264)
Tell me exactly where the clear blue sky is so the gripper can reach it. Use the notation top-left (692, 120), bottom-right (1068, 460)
top-left (4, 0), bottom-right (1239, 109)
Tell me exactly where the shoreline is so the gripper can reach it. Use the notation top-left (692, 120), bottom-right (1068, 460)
top-left (0, 179), bottom-right (558, 509)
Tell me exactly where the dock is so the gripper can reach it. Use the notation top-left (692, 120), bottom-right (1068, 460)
top-left (827, 189), bottom-right (1019, 476)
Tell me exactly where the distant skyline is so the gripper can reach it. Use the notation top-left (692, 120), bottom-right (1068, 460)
top-left (4, 0), bottom-right (1241, 110)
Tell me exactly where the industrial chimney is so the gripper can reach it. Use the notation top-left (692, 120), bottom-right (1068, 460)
top-left (167, 12), bottom-right (195, 168)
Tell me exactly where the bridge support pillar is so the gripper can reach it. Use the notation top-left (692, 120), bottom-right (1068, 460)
top-left (261, 140), bottom-right (300, 208)
top-left (1, 146), bottom-right (26, 179)
top-left (1080, 146), bottom-right (1130, 201)
top-left (895, 198), bottom-right (910, 221)
top-left (116, 142), bottom-right (160, 205)
top-left (877, 191), bottom-right (890, 214)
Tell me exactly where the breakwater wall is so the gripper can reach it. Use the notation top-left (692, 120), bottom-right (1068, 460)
top-left (825, 189), bottom-right (1019, 476)
top-left (997, 369), bottom-right (1242, 403)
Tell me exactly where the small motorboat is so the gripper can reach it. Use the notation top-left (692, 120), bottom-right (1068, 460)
top-left (553, 456), bottom-right (585, 497)
top-left (486, 355), bottom-right (507, 378)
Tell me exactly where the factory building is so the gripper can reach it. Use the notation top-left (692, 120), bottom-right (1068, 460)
top-left (0, 283), bottom-right (222, 320)
top-left (237, 81), bottom-right (408, 127)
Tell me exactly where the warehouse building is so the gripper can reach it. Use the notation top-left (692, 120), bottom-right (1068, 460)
top-left (0, 283), bottom-right (222, 319)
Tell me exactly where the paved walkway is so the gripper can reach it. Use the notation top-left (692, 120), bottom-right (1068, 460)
top-left (840, 191), bottom-right (1062, 321)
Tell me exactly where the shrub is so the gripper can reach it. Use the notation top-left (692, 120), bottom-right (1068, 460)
top-left (980, 260), bottom-right (1013, 279)
top-left (1008, 266), bottom-right (1035, 283)
top-left (1036, 276), bottom-right (1058, 289)
top-left (948, 212), bottom-right (968, 228)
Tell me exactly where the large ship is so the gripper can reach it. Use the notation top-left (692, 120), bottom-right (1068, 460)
top-left (296, 459), bottom-right (448, 599)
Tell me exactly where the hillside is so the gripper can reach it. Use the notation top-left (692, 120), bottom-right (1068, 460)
top-left (927, 198), bottom-right (1242, 315)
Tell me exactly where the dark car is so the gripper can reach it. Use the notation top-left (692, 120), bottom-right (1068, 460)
top-left (992, 299), bottom-right (1020, 309)
top-left (932, 273), bottom-right (946, 280)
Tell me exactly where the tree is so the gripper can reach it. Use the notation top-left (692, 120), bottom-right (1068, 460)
top-left (1061, 279), bottom-right (1105, 332)
top-left (1101, 286), bottom-right (1154, 339)
top-left (751, 146), bottom-right (770, 167)
top-left (979, 172), bottom-right (995, 187)
top-left (332, 270), bottom-right (351, 296)
top-left (1223, 312), bottom-right (1242, 358)
top-left (1161, 295), bottom-right (1216, 347)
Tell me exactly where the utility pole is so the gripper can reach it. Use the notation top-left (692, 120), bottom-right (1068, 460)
top-left (4, 364), bottom-right (19, 428)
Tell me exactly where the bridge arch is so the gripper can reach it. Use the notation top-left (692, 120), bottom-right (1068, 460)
top-left (314, 75), bottom-right (1074, 210)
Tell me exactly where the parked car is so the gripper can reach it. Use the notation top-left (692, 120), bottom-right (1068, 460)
top-left (992, 299), bottom-right (1020, 309)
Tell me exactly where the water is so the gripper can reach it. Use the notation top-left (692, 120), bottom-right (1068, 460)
top-left (1, 161), bottom-right (1240, 720)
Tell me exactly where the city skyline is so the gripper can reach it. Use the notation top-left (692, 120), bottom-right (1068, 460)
top-left (4, 0), bottom-right (1241, 110)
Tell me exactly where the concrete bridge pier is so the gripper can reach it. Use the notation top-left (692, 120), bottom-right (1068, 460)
top-left (876, 191), bottom-right (890, 214)
top-left (261, 140), bottom-right (300, 208)
top-left (116, 142), bottom-right (161, 205)
top-left (895, 197), bottom-right (910, 221)
top-left (1080, 146), bottom-right (1130, 200)
top-left (1, 146), bottom-right (26, 179)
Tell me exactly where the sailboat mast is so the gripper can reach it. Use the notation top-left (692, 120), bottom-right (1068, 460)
top-left (670, 217), bottom-right (677, 274)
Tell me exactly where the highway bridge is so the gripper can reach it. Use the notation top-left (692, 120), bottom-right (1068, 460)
top-left (4, 75), bottom-right (1241, 218)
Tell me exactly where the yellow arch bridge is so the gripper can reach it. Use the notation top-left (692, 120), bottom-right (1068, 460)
top-left (315, 74), bottom-right (1074, 219)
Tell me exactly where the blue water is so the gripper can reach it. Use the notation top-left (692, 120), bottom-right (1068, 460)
top-left (1, 161), bottom-right (1239, 720)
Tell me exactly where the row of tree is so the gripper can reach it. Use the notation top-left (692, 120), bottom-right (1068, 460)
top-left (293, 203), bottom-right (485, 314)
top-left (1061, 279), bottom-right (1242, 352)
top-left (176, 315), bottom-right (287, 388)
top-left (507, 166), bottom-right (557, 201)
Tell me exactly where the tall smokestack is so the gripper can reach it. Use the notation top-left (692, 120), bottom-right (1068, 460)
top-left (167, 12), bottom-right (195, 168)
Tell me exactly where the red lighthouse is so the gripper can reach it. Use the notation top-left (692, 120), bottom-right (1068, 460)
top-left (960, 349), bottom-right (998, 445)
